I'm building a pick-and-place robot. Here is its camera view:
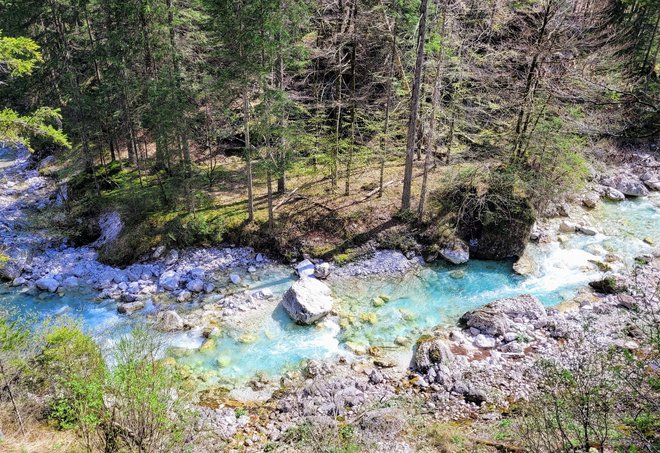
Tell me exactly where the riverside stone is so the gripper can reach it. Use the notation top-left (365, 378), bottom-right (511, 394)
top-left (186, 278), bottom-right (205, 292)
top-left (414, 337), bottom-right (454, 371)
top-left (35, 276), bottom-right (59, 292)
top-left (314, 262), bottom-right (331, 279)
top-left (296, 259), bottom-right (315, 278)
top-left (602, 175), bottom-right (649, 197)
top-left (604, 186), bottom-right (625, 201)
top-left (156, 310), bottom-right (185, 331)
top-left (117, 301), bottom-right (144, 314)
top-left (440, 239), bottom-right (469, 264)
top-left (159, 270), bottom-right (180, 291)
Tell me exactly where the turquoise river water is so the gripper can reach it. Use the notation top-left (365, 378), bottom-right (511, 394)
top-left (1, 194), bottom-right (658, 387)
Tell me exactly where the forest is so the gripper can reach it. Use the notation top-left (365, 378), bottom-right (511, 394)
top-left (1, 0), bottom-right (658, 260)
top-left (0, 0), bottom-right (659, 452)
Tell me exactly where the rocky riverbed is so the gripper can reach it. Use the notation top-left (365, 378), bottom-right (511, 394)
top-left (1, 145), bottom-right (659, 451)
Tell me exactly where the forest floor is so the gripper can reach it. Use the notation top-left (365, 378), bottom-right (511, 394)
top-left (47, 147), bottom-right (476, 265)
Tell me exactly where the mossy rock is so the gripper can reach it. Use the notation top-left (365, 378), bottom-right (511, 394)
top-left (589, 276), bottom-right (627, 294)
top-left (372, 297), bottom-right (385, 308)
top-left (199, 337), bottom-right (217, 352)
top-left (360, 312), bottom-right (378, 325)
top-left (217, 356), bottom-right (231, 368)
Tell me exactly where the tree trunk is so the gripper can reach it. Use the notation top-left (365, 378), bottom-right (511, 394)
top-left (418, 6), bottom-right (446, 219)
top-left (244, 89), bottom-right (255, 223)
top-left (345, 1), bottom-right (358, 197)
top-left (267, 170), bottom-right (274, 230)
top-left (401, 0), bottom-right (429, 211)
top-left (0, 359), bottom-right (25, 436)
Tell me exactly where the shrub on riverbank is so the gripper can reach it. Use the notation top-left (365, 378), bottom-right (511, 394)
top-left (0, 318), bottom-right (194, 452)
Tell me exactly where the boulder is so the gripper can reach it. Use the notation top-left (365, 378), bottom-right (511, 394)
top-left (229, 273), bottom-right (241, 285)
top-left (644, 179), bottom-right (660, 191)
top-left (559, 220), bottom-right (577, 233)
top-left (61, 276), bottom-right (79, 288)
top-left (37, 155), bottom-right (56, 170)
top-left (176, 290), bottom-right (192, 302)
top-left (117, 301), bottom-right (144, 315)
top-left (164, 249), bottom-right (179, 265)
top-left (282, 278), bottom-right (335, 325)
top-left (474, 334), bottom-right (496, 349)
top-left (488, 294), bottom-right (546, 320)
top-left (459, 295), bottom-right (545, 336)
top-left (582, 192), bottom-right (599, 209)
top-left (603, 187), bottom-right (625, 201)
top-left (295, 259), bottom-right (316, 278)
top-left (152, 245), bottom-right (166, 259)
top-left (461, 193), bottom-right (536, 260)
top-left (186, 278), bottom-right (204, 293)
top-left (577, 224), bottom-right (598, 236)
top-left (156, 310), bottom-right (184, 331)
top-left (159, 270), bottom-right (180, 291)
top-left (254, 288), bottom-right (274, 300)
top-left (359, 408), bottom-right (405, 436)
top-left (589, 276), bottom-right (627, 295)
top-left (314, 262), bottom-right (331, 279)
top-left (414, 336), bottom-right (454, 371)
top-left (440, 239), bottom-right (469, 265)
top-left (513, 249), bottom-right (537, 276)
top-left (35, 276), bottom-right (60, 293)
top-left (602, 175), bottom-right (649, 197)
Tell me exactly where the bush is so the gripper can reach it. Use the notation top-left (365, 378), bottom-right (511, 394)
top-left (517, 332), bottom-right (659, 452)
top-left (164, 215), bottom-right (225, 248)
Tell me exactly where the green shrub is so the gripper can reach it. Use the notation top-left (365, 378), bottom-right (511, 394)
top-left (164, 215), bottom-right (225, 248)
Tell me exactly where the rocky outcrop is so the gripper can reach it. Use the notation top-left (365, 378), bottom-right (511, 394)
top-left (282, 278), bottom-right (335, 325)
top-left (601, 174), bottom-right (649, 197)
top-left (0, 246), bottom-right (31, 281)
top-left (92, 211), bottom-right (123, 248)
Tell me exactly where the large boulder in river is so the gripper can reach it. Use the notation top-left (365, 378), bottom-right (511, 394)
top-left (455, 183), bottom-right (535, 260)
top-left (601, 175), bottom-right (649, 197)
top-left (282, 278), bottom-right (335, 325)
top-left (459, 294), bottom-right (545, 336)
top-left (0, 246), bottom-right (31, 281)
